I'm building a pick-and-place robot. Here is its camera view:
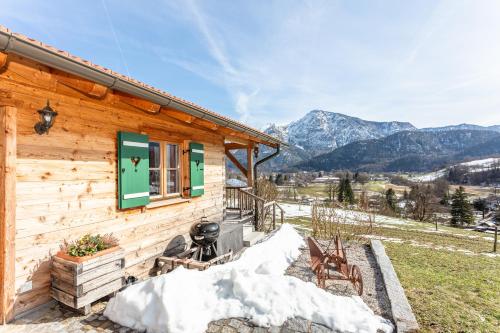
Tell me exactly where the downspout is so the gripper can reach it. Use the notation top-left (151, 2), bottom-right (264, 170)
top-left (253, 144), bottom-right (280, 190)
top-left (252, 144), bottom-right (280, 228)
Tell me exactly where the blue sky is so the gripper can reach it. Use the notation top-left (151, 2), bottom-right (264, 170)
top-left (1, 0), bottom-right (500, 128)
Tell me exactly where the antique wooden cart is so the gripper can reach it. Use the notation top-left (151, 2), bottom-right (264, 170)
top-left (308, 235), bottom-right (363, 295)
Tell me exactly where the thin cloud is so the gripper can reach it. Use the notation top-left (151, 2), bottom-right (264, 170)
top-left (2, 0), bottom-right (500, 128)
top-left (101, 0), bottom-right (131, 77)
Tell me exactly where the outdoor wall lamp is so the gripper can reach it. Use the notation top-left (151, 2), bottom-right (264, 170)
top-left (34, 100), bottom-right (58, 135)
top-left (254, 145), bottom-right (259, 158)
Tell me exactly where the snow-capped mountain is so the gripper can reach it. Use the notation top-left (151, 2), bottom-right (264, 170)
top-left (264, 110), bottom-right (415, 155)
top-left (255, 110), bottom-right (500, 172)
top-left (421, 124), bottom-right (500, 132)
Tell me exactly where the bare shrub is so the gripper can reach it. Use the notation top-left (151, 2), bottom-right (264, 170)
top-left (255, 178), bottom-right (278, 202)
top-left (311, 202), bottom-right (376, 244)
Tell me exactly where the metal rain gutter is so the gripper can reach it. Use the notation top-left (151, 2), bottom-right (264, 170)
top-left (253, 145), bottom-right (281, 189)
top-left (0, 29), bottom-right (286, 147)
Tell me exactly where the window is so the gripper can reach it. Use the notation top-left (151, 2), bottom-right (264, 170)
top-left (166, 144), bottom-right (180, 194)
top-left (148, 141), bottom-right (181, 199)
top-left (149, 142), bottom-right (161, 197)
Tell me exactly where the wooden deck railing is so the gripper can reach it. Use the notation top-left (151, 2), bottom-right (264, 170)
top-left (225, 186), bottom-right (284, 232)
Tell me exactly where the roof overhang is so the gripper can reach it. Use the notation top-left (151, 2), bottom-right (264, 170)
top-left (0, 27), bottom-right (287, 148)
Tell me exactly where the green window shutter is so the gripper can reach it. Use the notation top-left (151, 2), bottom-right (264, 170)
top-left (118, 131), bottom-right (150, 209)
top-left (189, 142), bottom-right (204, 197)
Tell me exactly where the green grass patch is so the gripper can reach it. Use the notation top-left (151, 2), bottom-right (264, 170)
top-left (361, 181), bottom-right (386, 192)
top-left (373, 226), bottom-right (496, 254)
top-left (385, 243), bottom-right (500, 333)
top-left (295, 184), bottom-right (329, 198)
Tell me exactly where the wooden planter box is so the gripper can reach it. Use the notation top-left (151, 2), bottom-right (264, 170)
top-left (51, 246), bottom-right (125, 314)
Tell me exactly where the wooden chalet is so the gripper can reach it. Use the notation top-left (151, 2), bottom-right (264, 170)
top-left (0, 26), bottom-right (285, 322)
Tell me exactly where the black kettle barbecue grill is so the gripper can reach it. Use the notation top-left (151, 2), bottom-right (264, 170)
top-left (189, 218), bottom-right (220, 261)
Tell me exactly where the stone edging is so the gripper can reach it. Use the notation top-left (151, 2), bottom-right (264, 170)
top-left (370, 240), bottom-right (419, 333)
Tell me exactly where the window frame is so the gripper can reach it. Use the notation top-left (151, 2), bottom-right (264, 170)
top-left (148, 139), bottom-right (183, 200)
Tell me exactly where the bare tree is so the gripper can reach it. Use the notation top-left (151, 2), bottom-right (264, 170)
top-left (407, 184), bottom-right (435, 221)
top-left (255, 178), bottom-right (279, 202)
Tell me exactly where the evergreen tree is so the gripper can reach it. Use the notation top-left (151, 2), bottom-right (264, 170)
top-left (337, 177), bottom-right (355, 204)
top-left (385, 188), bottom-right (397, 211)
top-left (268, 174), bottom-right (274, 183)
top-left (337, 178), bottom-right (345, 203)
top-left (451, 186), bottom-right (474, 225)
top-left (472, 198), bottom-right (488, 218)
top-left (344, 178), bottom-right (355, 204)
top-left (275, 174), bottom-right (284, 186)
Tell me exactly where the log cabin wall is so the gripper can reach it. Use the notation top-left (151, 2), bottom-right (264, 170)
top-left (0, 54), bottom-right (227, 317)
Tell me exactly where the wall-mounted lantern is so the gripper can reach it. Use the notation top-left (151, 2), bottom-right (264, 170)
top-left (254, 145), bottom-right (259, 158)
top-left (34, 100), bottom-right (58, 135)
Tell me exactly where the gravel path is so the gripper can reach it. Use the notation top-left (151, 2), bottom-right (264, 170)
top-left (285, 240), bottom-right (393, 320)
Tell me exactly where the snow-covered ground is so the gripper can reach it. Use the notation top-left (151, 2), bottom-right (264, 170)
top-left (279, 203), bottom-right (406, 226)
top-left (410, 157), bottom-right (500, 182)
top-left (104, 224), bottom-right (393, 333)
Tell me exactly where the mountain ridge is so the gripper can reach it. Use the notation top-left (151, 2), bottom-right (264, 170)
top-left (256, 110), bottom-right (500, 172)
top-left (294, 129), bottom-right (500, 172)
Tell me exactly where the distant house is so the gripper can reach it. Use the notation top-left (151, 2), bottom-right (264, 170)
top-left (0, 26), bottom-right (285, 322)
top-left (311, 176), bottom-right (340, 184)
top-left (474, 213), bottom-right (499, 232)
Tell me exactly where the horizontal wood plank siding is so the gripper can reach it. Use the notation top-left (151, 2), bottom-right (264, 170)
top-left (0, 54), bottom-right (227, 317)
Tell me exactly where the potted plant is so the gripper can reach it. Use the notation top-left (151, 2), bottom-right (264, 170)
top-left (56, 234), bottom-right (119, 263)
top-left (51, 234), bottom-right (125, 314)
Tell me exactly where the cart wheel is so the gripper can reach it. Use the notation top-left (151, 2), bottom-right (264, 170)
top-left (350, 265), bottom-right (363, 296)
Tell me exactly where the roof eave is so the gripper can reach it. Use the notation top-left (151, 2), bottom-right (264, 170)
top-left (0, 28), bottom-right (287, 148)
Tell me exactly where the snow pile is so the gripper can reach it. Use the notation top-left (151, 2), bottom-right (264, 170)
top-left (278, 202), bottom-right (312, 217)
top-left (104, 224), bottom-right (393, 333)
top-left (226, 178), bottom-right (247, 187)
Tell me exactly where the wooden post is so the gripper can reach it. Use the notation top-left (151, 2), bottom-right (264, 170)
top-left (272, 203), bottom-right (276, 230)
top-left (494, 226), bottom-right (498, 253)
top-left (0, 106), bottom-right (16, 324)
top-left (246, 143), bottom-right (254, 187)
top-left (238, 189), bottom-right (243, 219)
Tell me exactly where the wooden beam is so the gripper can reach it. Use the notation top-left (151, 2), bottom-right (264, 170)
top-left (161, 107), bottom-right (194, 123)
top-left (117, 92), bottom-right (161, 113)
top-left (55, 72), bottom-right (108, 98)
top-left (193, 118), bottom-right (218, 131)
top-left (225, 148), bottom-right (247, 176)
top-left (0, 53), bottom-right (7, 70)
top-left (0, 106), bottom-right (16, 324)
top-left (224, 143), bottom-right (247, 150)
top-left (246, 142), bottom-right (254, 186)
top-left (224, 135), bottom-right (251, 146)
top-left (162, 108), bottom-right (218, 131)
